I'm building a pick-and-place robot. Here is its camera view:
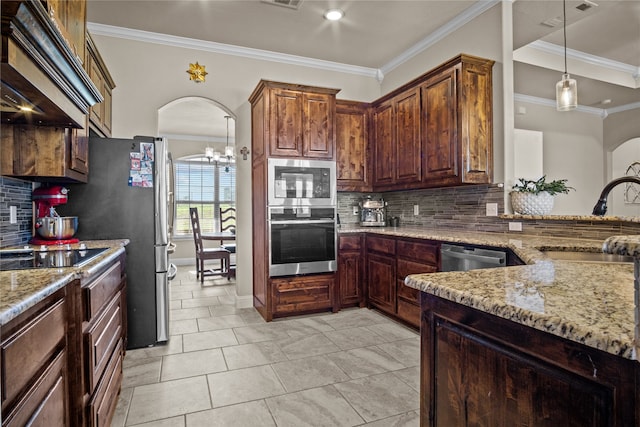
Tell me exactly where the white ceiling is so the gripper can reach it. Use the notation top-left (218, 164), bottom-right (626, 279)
top-left (87, 0), bottom-right (640, 137)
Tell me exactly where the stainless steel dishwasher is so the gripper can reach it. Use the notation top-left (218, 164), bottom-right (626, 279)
top-left (440, 243), bottom-right (507, 271)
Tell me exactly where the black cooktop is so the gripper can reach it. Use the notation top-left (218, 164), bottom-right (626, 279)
top-left (0, 247), bottom-right (109, 271)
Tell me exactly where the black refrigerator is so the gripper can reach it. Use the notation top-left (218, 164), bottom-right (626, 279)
top-left (59, 136), bottom-right (170, 349)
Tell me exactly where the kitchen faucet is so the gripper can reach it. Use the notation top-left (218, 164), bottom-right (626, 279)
top-left (592, 176), bottom-right (640, 216)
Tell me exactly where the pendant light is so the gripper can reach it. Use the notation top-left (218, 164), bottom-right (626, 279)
top-left (556, 0), bottom-right (577, 111)
top-left (223, 115), bottom-right (234, 173)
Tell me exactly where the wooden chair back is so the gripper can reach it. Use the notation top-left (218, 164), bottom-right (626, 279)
top-left (189, 207), bottom-right (205, 254)
top-left (220, 206), bottom-right (236, 233)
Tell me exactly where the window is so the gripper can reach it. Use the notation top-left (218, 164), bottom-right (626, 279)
top-left (174, 156), bottom-right (235, 236)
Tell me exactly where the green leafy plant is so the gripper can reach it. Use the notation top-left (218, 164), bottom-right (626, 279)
top-left (512, 176), bottom-right (574, 196)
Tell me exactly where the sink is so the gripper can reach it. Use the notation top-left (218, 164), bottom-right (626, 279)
top-left (542, 250), bottom-right (633, 263)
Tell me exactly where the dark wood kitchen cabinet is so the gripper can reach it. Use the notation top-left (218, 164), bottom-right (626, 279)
top-left (337, 234), bottom-right (365, 308)
top-left (270, 274), bottom-right (337, 318)
top-left (1, 287), bottom-right (72, 427)
top-left (420, 293), bottom-right (639, 427)
top-left (421, 54), bottom-right (494, 187)
top-left (336, 100), bottom-right (372, 192)
top-left (366, 235), bottom-right (397, 315)
top-left (372, 87), bottom-right (421, 190)
top-left (1, 124), bottom-right (89, 182)
top-left (249, 80), bottom-right (339, 160)
top-left (86, 32), bottom-right (115, 137)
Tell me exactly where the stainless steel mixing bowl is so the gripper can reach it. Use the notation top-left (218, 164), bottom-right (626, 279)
top-left (35, 216), bottom-right (78, 239)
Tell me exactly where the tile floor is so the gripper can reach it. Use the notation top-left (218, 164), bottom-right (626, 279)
top-left (112, 267), bottom-right (421, 427)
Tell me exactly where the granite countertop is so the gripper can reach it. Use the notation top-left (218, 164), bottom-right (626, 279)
top-left (341, 225), bottom-right (638, 361)
top-left (0, 240), bottom-right (129, 325)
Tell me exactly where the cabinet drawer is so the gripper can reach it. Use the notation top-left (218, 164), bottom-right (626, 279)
top-left (86, 292), bottom-right (122, 393)
top-left (272, 275), bottom-right (334, 315)
top-left (1, 297), bottom-right (66, 407)
top-left (396, 298), bottom-right (420, 328)
top-left (3, 350), bottom-right (68, 427)
top-left (339, 234), bottom-right (362, 251)
top-left (84, 261), bottom-right (122, 321)
top-left (397, 240), bottom-right (438, 264)
top-left (397, 259), bottom-right (437, 280)
top-left (367, 235), bottom-right (396, 255)
top-left (89, 340), bottom-right (123, 427)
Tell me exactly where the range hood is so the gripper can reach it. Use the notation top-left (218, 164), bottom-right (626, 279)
top-left (1, 0), bottom-right (102, 127)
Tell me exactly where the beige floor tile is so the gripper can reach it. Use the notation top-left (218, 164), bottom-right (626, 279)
top-left (192, 286), bottom-right (230, 298)
top-left (128, 416), bottom-right (186, 427)
top-left (233, 323), bottom-right (292, 344)
top-left (170, 318), bottom-right (199, 335)
top-left (169, 300), bottom-right (181, 310)
top-left (182, 329), bottom-right (238, 352)
top-left (323, 308), bottom-right (390, 330)
top-left (327, 346), bottom-right (406, 379)
top-left (363, 411), bottom-right (420, 427)
top-left (376, 338), bottom-right (421, 367)
top-left (126, 376), bottom-right (211, 425)
top-left (209, 304), bottom-right (243, 317)
top-left (365, 322), bottom-right (419, 342)
top-left (217, 295), bottom-right (236, 305)
top-left (222, 341), bottom-right (288, 370)
top-left (170, 290), bottom-right (193, 301)
top-left (276, 333), bottom-right (340, 359)
top-left (185, 400), bottom-right (276, 427)
top-left (238, 308), bottom-right (267, 325)
top-left (265, 385), bottom-right (365, 427)
top-left (160, 348), bottom-right (227, 381)
top-left (197, 314), bottom-right (246, 331)
top-left (122, 357), bottom-right (162, 388)
top-left (181, 296), bottom-right (220, 309)
top-left (271, 355), bottom-right (350, 392)
top-left (111, 387), bottom-right (133, 427)
top-left (125, 336), bottom-right (183, 361)
top-left (207, 365), bottom-right (286, 408)
top-left (393, 366), bottom-right (420, 392)
top-left (323, 326), bottom-right (385, 350)
top-left (170, 307), bottom-right (212, 321)
top-left (333, 372), bottom-right (419, 423)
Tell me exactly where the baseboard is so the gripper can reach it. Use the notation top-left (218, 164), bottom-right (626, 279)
top-left (235, 294), bottom-right (253, 309)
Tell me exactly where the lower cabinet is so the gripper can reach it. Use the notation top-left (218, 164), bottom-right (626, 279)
top-left (337, 234), bottom-right (365, 308)
top-left (363, 235), bottom-right (439, 328)
top-left (421, 294), bottom-right (639, 426)
top-left (0, 288), bottom-right (71, 427)
top-left (271, 273), bottom-right (337, 317)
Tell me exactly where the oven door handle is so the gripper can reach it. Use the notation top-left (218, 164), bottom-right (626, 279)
top-left (269, 219), bottom-right (335, 225)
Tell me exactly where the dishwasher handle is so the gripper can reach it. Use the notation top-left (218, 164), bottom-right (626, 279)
top-left (441, 247), bottom-right (505, 265)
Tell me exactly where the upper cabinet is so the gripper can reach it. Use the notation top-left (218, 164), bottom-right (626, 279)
top-left (249, 80), bottom-right (340, 160)
top-left (372, 87), bottom-right (422, 190)
top-left (342, 53), bottom-right (494, 192)
top-left (421, 55), bottom-right (494, 187)
top-left (336, 100), bottom-right (371, 192)
top-left (86, 31), bottom-right (116, 137)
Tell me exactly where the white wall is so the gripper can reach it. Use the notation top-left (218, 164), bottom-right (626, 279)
top-left (514, 102), bottom-right (604, 215)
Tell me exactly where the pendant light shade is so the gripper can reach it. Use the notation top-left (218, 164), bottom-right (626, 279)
top-left (556, 0), bottom-right (577, 111)
top-left (556, 73), bottom-right (577, 111)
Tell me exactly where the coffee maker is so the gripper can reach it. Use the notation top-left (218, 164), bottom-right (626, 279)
top-left (31, 186), bottom-right (79, 245)
top-left (359, 196), bottom-right (386, 227)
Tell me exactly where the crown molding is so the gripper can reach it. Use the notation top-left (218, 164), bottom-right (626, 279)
top-left (87, 22), bottom-right (379, 79)
top-left (380, 0), bottom-right (501, 75)
top-left (514, 93), bottom-right (639, 118)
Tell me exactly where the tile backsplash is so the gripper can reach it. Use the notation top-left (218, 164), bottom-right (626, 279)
top-left (0, 177), bottom-right (33, 247)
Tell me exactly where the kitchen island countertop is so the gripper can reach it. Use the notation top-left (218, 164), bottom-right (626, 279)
top-left (0, 240), bottom-right (129, 325)
top-left (340, 225), bottom-right (637, 360)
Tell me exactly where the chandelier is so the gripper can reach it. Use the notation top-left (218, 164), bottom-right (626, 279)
top-left (204, 115), bottom-right (235, 172)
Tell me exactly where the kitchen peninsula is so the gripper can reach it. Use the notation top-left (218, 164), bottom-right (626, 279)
top-left (351, 226), bottom-right (640, 426)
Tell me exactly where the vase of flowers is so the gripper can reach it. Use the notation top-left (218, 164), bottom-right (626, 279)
top-left (510, 176), bottom-right (574, 215)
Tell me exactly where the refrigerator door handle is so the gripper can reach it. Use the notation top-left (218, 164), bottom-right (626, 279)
top-left (154, 137), bottom-right (169, 246)
top-left (156, 272), bottom-right (169, 342)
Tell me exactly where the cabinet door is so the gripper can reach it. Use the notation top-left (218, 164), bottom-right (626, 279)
top-left (431, 318), bottom-right (612, 427)
top-left (302, 92), bottom-right (334, 159)
top-left (269, 88), bottom-right (303, 157)
top-left (336, 101), bottom-right (370, 191)
top-left (394, 88), bottom-right (421, 184)
top-left (367, 252), bottom-right (396, 314)
top-left (69, 125), bottom-right (89, 175)
top-left (422, 66), bottom-right (458, 183)
top-left (372, 101), bottom-right (395, 187)
top-left (338, 251), bottom-right (363, 308)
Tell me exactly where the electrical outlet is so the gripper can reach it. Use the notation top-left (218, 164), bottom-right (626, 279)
top-left (413, 204), bottom-right (419, 216)
top-left (508, 222), bottom-right (523, 232)
top-left (352, 206), bottom-right (359, 215)
top-left (485, 203), bottom-right (498, 216)
top-left (9, 206), bottom-right (17, 224)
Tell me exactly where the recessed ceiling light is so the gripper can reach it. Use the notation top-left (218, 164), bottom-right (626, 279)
top-left (324, 9), bottom-right (344, 21)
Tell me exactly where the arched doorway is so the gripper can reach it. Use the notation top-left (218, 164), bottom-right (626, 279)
top-left (157, 96), bottom-right (236, 277)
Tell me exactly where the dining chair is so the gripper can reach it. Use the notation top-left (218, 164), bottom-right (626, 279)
top-left (189, 207), bottom-right (231, 283)
top-left (219, 206), bottom-right (237, 254)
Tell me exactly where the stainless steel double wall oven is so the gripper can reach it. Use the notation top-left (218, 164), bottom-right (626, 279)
top-left (267, 158), bottom-right (337, 277)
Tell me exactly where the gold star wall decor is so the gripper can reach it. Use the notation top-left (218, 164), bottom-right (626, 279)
top-left (187, 62), bottom-right (208, 83)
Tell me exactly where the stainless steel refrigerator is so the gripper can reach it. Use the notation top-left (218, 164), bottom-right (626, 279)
top-left (59, 136), bottom-right (170, 349)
